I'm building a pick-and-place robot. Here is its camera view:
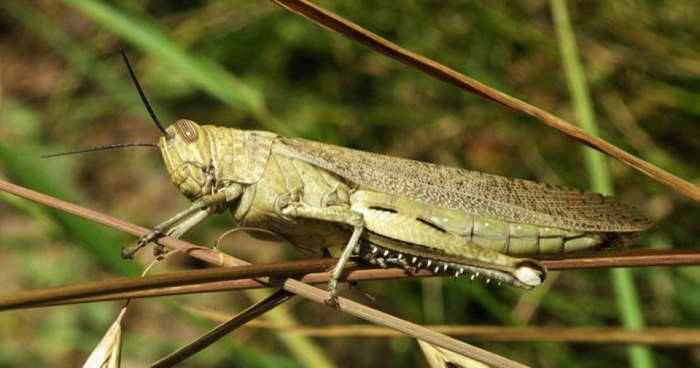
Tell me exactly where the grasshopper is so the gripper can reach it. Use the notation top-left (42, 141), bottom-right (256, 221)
top-left (94, 55), bottom-right (653, 305)
top-left (120, 115), bottom-right (653, 304)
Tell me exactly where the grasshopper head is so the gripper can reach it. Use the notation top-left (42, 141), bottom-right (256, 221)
top-left (159, 119), bottom-right (214, 200)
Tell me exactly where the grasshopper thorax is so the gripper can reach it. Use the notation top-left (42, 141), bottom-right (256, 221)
top-left (159, 119), bottom-right (214, 201)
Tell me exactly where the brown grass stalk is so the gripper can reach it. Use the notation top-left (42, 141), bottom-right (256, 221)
top-left (269, 0), bottom-right (700, 202)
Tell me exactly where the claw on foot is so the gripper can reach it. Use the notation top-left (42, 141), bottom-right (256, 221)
top-left (324, 296), bottom-right (339, 308)
top-left (122, 227), bottom-right (165, 259)
top-left (121, 239), bottom-right (146, 259)
top-left (325, 279), bottom-right (340, 307)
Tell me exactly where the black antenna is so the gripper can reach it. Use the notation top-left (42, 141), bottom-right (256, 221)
top-left (42, 142), bottom-right (159, 158)
top-left (44, 52), bottom-right (166, 159)
top-left (120, 50), bottom-right (167, 135)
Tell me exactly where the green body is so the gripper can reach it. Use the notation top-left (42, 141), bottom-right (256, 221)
top-left (145, 119), bottom-right (653, 297)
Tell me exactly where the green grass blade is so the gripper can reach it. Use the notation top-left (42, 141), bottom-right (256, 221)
top-left (550, 1), bottom-right (655, 367)
top-left (1, 1), bottom-right (173, 124)
top-left (59, 0), bottom-right (265, 118)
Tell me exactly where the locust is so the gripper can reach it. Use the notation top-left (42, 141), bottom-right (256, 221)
top-left (121, 117), bottom-right (653, 305)
top-left (67, 55), bottom-right (654, 306)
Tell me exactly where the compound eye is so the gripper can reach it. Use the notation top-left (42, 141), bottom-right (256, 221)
top-left (175, 119), bottom-right (199, 142)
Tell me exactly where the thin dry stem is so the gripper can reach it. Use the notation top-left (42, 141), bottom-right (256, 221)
top-left (4, 247), bottom-right (700, 311)
top-left (243, 323), bottom-right (700, 346)
top-left (268, 0), bottom-right (700, 202)
top-left (151, 290), bottom-right (295, 368)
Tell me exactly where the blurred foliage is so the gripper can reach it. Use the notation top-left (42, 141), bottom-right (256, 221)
top-left (0, 1), bottom-right (698, 367)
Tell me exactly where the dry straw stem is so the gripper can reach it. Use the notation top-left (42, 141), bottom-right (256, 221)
top-left (269, 0), bottom-right (700, 202)
top-left (150, 290), bottom-right (295, 368)
top-left (227, 322), bottom-right (700, 347)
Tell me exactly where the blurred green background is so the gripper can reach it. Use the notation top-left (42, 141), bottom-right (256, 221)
top-left (0, 1), bottom-right (698, 367)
